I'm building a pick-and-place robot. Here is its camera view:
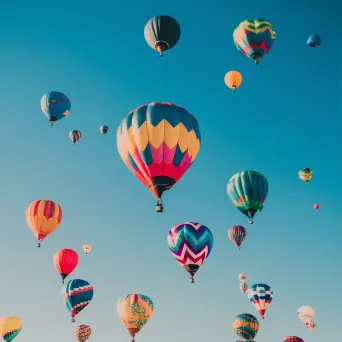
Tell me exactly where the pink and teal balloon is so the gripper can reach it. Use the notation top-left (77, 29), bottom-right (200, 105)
top-left (307, 34), bottom-right (322, 47)
top-left (228, 225), bottom-right (247, 250)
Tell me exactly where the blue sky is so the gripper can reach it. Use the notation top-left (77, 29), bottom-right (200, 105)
top-left (0, 1), bottom-right (340, 342)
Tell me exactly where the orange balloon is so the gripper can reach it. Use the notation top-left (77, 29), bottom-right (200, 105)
top-left (25, 200), bottom-right (63, 247)
top-left (224, 71), bottom-right (242, 91)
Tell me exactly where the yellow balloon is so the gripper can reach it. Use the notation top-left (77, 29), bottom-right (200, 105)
top-left (117, 294), bottom-right (153, 341)
top-left (224, 71), bottom-right (242, 91)
top-left (0, 316), bottom-right (22, 342)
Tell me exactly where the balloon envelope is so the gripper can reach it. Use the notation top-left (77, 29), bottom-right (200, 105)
top-left (224, 71), bottom-right (242, 91)
top-left (297, 306), bottom-right (315, 325)
top-left (41, 91), bottom-right (71, 126)
top-left (100, 125), bottom-right (108, 135)
top-left (69, 130), bottom-right (82, 144)
top-left (298, 168), bottom-right (312, 183)
top-left (307, 34), bottom-right (322, 47)
top-left (0, 317), bottom-right (22, 342)
top-left (83, 244), bottom-right (92, 254)
top-left (232, 313), bottom-right (259, 341)
top-left (53, 249), bottom-right (79, 282)
top-left (238, 273), bottom-right (247, 282)
top-left (248, 283), bottom-right (274, 318)
top-left (75, 325), bottom-right (91, 342)
top-left (228, 225), bottom-right (247, 249)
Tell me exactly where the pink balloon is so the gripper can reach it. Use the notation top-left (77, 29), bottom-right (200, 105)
top-left (314, 204), bottom-right (320, 210)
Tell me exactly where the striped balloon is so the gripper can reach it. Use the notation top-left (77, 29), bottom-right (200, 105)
top-left (240, 282), bottom-right (248, 294)
top-left (0, 316), bottom-right (22, 342)
top-left (167, 222), bottom-right (214, 283)
top-left (40, 91), bottom-right (71, 126)
top-left (283, 337), bottom-right (304, 342)
top-left (227, 170), bottom-right (268, 224)
top-left (69, 130), bottom-right (82, 144)
top-left (117, 102), bottom-right (201, 212)
top-left (26, 200), bottom-right (63, 247)
top-left (75, 325), bottom-right (91, 342)
top-left (228, 225), bottom-right (247, 250)
top-left (233, 19), bottom-right (276, 65)
top-left (53, 249), bottom-right (79, 284)
top-left (63, 279), bottom-right (94, 322)
top-left (248, 283), bottom-right (274, 319)
top-left (100, 125), bottom-right (108, 135)
top-left (232, 313), bottom-right (259, 341)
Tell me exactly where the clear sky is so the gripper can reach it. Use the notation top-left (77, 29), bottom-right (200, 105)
top-left (0, 1), bottom-right (340, 342)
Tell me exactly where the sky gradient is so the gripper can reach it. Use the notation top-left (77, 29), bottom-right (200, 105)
top-left (0, 1), bottom-right (340, 342)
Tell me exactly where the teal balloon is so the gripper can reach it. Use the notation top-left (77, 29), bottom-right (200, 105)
top-left (227, 170), bottom-right (268, 224)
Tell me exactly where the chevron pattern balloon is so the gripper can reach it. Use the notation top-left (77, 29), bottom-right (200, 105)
top-left (233, 19), bottom-right (276, 65)
top-left (248, 283), bottom-right (274, 319)
top-left (117, 102), bottom-right (201, 212)
top-left (167, 222), bottom-right (213, 283)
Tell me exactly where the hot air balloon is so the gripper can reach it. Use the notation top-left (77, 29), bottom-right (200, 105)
top-left (298, 168), bottom-right (312, 183)
top-left (228, 225), bottom-right (247, 250)
top-left (63, 279), bottom-right (94, 322)
top-left (26, 200), bottom-right (63, 247)
top-left (100, 125), bottom-right (108, 135)
top-left (53, 249), bottom-right (79, 284)
top-left (307, 34), bottom-right (322, 47)
top-left (144, 15), bottom-right (181, 57)
top-left (297, 306), bottom-right (315, 328)
top-left (248, 283), bottom-right (274, 319)
top-left (308, 321), bottom-right (316, 331)
top-left (240, 282), bottom-right (248, 294)
top-left (227, 171), bottom-right (268, 224)
top-left (75, 325), bottom-right (92, 342)
top-left (117, 294), bottom-right (154, 342)
top-left (167, 222), bottom-right (213, 283)
top-left (41, 91), bottom-right (71, 126)
top-left (69, 130), bottom-right (82, 144)
top-left (233, 19), bottom-right (276, 65)
top-left (224, 71), bottom-right (242, 91)
top-left (117, 102), bottom-right (201, 213)
top-left (0, 317), bottom-right (22, 342)
top-left (238, 273), bottom-right (247, 282)
top-left (83, 244), bottom-right (92, 254)
top-left (314, 204), bottom-right (320, 210)
top-left (283, 337), bottom-right (304, 342)
top-left (232, 313), bottom-right (259, 342)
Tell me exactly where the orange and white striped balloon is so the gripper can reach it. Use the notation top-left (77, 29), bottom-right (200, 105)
top-left (83, 244), bottom-right (92, 254)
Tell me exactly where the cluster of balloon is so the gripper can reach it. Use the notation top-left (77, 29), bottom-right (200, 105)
top-left (232, 313), bottom-right (259, 341)
top-left (238, 273), bottom-right (248, 294)
top-left (117, 294), bottom-right (154, 342)
top-left (298, 168), bottom-right (320, 210)
top-left (40, 91), bottom-right (109, 144)
top-left (117, 102), bottom-right (201, 213)
top-left (0, 316), bottom-right (22, 342)
top-left (297, 306), bottom-right (316, 331)
top-left (167, 222), bottom-right (213, 283)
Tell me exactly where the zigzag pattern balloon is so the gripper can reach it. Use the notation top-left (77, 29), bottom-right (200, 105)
top-left (167, 222), bottom-right (213, 283)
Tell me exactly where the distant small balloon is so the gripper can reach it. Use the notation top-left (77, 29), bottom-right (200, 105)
top-left (240, 282), bottom-right (248, 294)
top-left (69, 130), bottom-right (82, 144)
top-left (308, 321), bottom-right (316, 331)
top-left (100, 125), bottom-right (109, 135)
top-left (238, 273), bottom-right (247, 282)
top-left (83, 244), bottom-right (92, 254)
top-left (307, 34), bottom-right (322, 47)
top-left (224, 71), bottom-right (242, 91)
top-left (313, 204), bottom-right (320, 210)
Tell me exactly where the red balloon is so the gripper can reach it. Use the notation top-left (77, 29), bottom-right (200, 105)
top-left (313, 204), bottom-right (320, 210)
top-left (283, 337), bottom-right (304, 342)
top-left (53, 248), bottom-right (79, 283)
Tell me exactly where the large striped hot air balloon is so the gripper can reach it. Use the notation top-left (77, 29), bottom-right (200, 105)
top-left (248, 283), bottom-right (274, 319)
top-left (53, 249), bottom-right (79, 284)
top-left (228, 225), bottom-right (247, 250)
top-left (117, 294), bottom-right (154, 342)
top-left (25, 200), bottom-right (63, 247)
top-left (167, 222), bottom-right (214, 283)
top-left (40, 91), bottom-right (71, 126)
top-left (232, 313), bottom-right (259, 341)
top-left (233, 19), bottom-right (276, 65)
top-left (0, 316), bottom-right (22, 342)
top-left (63, 279), bottom-right (94, 322)
top-left (117, 102), bottom-right (201, 213)
top-left (227, 170), bottom-right (268, 224)
top-left (75, 325), bottom-right (92, 342)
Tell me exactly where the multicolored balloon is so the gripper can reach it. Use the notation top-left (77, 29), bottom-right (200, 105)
top-left (297, 306), bottom-right (315, 327)
top-left (167, 222), bottom-right (214, 283)
top-left (100, 125), bottom-right (108, 135)
top-left (248, 283), bottom-right (274, 319)
top-left (238, 273), bottom-right (247, 282)
top-left (232, 313), bottom-right (259, 341)
top-left (283, 337), bottom-right (304, 342)
top-left (314, 203), bottom-right (320, 210)
top-left (63, 279), bottom-right (94, 322)
top-left (0, 316), bottom-right (22, 342)
top-left (69, 130), bottom-right (82, 144)
top-left (117, 294), bottom-right (154, 342)
top-left (41, 91), bottom-right (71, 126)
top-left (117, 102), bottom-right (201, 212)
top-left (26, 199), bottom-right (63, 247)
top-left (75, 325), bottom-right (91, 342)
top-left (307, 34), bottom-right (322, 47)
top-left (233, 19), bottom-right (276, 65)
top-left (224, 71), bottom-right (242, 91)
top-left (227, 170), bottom-right (268, 224)
top-left (240, 282), bottom-right (248, 294)
top-left (144, 16), bottom-right (181, 56)
top-left (53, 249), bottom-right (79, 284)
top-left (298, 168), bottom-right (312, 183)
top-left (83, 244), bottom-right (92, 254)
top-left (228, 225), bottom-right (247, 250)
